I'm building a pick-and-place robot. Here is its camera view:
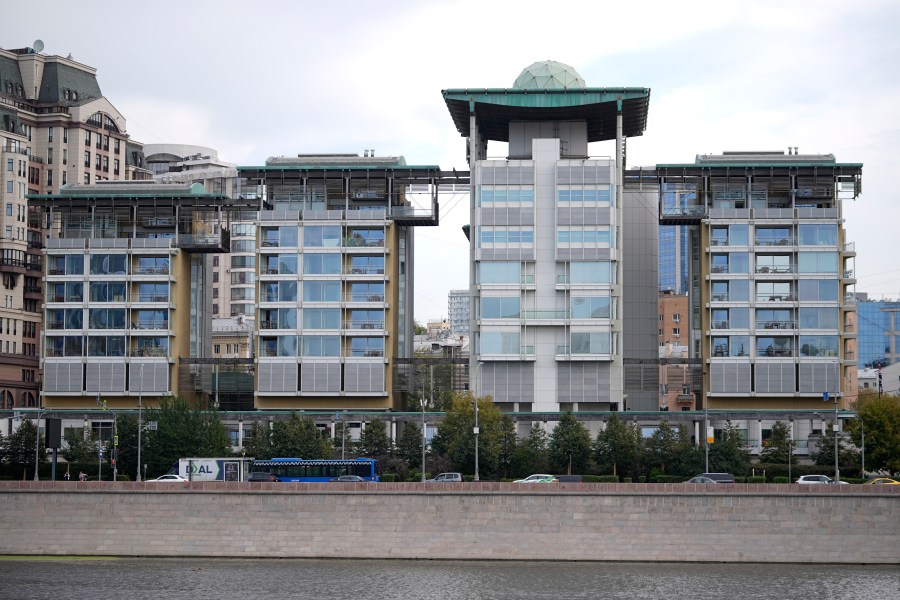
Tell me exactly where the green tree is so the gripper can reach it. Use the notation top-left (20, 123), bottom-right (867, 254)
top-left (594, 414), bottom-right (642, 479)
top-left (62, 425), bottom-right (98, 464)
top-left (243, 421), bottom-right (274, 460)
top-left (331, 420), bottom-right (355, 457)
top-left (812, 424), bottom-right (859, 473)
top-left (511, 423), bottom-right (549, 477)
top-left (142, 396), bottom-right (232, 478)
top-left (644, 421), bottom-right (682, 476)
top-left (430, 392), bottom-right (510, 479)
top-left (848, 391), bottom-right (900, 475)
top-left (548, 412), bottom-right (592, 474)
top-left (6, 419), bottom-right (44, 478)
top-left (396, 422), bottom-right (424, 468)
top-left (707, 421), bottom-right (751, 476)
top-left (413, 320), bottom-right (426, 335)
top-left (114, 414), bottom-right (139, 480)
top-left (495, 414), bottom-right (519, 479)
top-left (359, 419), bottom-right (392, 458)
top-left (271, 413), bottom-right (330, 459)
top-left (759, 421), bottom-right (795, 465)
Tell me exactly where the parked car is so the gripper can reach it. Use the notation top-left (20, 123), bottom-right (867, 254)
top-left (329, 475), bottom-right (365, 482)
top-left (514, 474), bottom-right (558, 483)
top-left (864, 477), bottom-right (899, 485)
top-left (685, 476), bottom-right (718, 484)
top-left (148, 474), bottom-right (189, 483)
top-left (427, 472), bottom-right (463, 483)
top-left (247, 472), bottom-right (278, 482)
top-left (699, 472), bottom-right (735, 483)
top-left (796, 475), bottom-right (848, 484)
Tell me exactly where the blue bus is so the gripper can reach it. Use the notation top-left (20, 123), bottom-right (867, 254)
top-left (252, 458), bottom-right (379, 482)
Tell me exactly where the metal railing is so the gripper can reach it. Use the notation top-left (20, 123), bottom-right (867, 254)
top-left (133, 266), bottom-right (169, 275)
top-left (757, 320), bottom-right (795, 330)
top-left (131, 320), bottom-right (168, 330)
top-left (346, 294), bottom-right (385, 302)
top-left (755, 238), bottom-right (795, 247)
top-left (345, 321), bottom-right (384, 330)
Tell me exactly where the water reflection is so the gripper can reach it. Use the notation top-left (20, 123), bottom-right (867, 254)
top-left (0, 558), bottom-right (896, 600)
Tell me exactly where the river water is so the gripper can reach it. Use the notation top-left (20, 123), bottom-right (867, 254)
top-left (0, 557), bottom-right (896, 599)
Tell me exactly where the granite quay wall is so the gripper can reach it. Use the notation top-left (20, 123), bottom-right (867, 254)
top-left (0, 481), bottom-right (897, 563)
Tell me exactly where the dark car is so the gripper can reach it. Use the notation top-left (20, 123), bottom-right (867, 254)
top-left (330, 475), bottom-right (365, 482)
top-left (247, 472), bottom-right (278, 482)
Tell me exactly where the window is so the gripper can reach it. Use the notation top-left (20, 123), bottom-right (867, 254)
top-left (47, 148), bottom-right (53, 164)
top-left (557, 226), bottom-right (610, 244)
top-left (136, 283), bottom-right (167, 302)
top-left (756, 282), bottom-right (793, 302)
top-left (278, 281), bottom-right (297, 302)
top-left (113, 159), bottom-right (120, 176)
top-left (346, 228), bottom-right (385, 248)
top-left (303, 225), bottom-right (341, 247)
top-left (261, 226), bottom-right (298, 247)
top-left (63, 128), bottom-right (68, 143)
top-left (569, 261), bottom-right (611, 284)
top-left (571, 332), bottom-right (610, 355)
top-left (672, 314), bottom-right (681, 322)
top-left (798, 224), bottom-right (837, 246)
top-left (89, 282), bottom-right (126, 302)
top-left (136, 256), bottom-right (168, 275)
top-left (84, 172), bottom-right (90, 184)
top-left (798, 307), bottom-right (839, 330)
top-left (798, 252), bottom-right (838, 274)
top-left (479, 187), bottom-right (535, 206)
top-left (672, 328), bottom-right (680, 336)
top-left (348, 337), bottom-right (384, 357)
top-left (88, 308), bottom-right (126, 329)
top-left (798, 279), bottom-right (839, 302)
top-left (799, 336), bottom-right (839, 357)
top-left (756, 336), bottom-right (793, 357)
top-left (133, 310), bottom-right (167, 330)
top-left (301, 335), bottom-right (340, 357)
top-left (479, 227), bottom-right (534, 245)
top-left (214, 344), bottom-right (221, 354)
top-left (756, 308), bottom-right (792, 330)
top-left (348, 310), bottom-right (384, 329)
top-left (134, 337), bottom-right (168, 357)
top-left (347, 283), bottom-right (382, 302)
top-left (480, 332), bottom-right (520, 355)
top-left (303, 253), bottom-right (341, 275)
top-left (303, 308), bottom-right (340, 329)
top-left (557, 187), bottom-right (610, 204)
top-left (480, 297), bottom-right (520, 319)
top-left (712, 336), bottom-right (750, 357)
top-left (755, 227), bottom-right (792, 246)
top-left (5, 204), bottom-right (11, 217)
top-left (85, 131), bottom-right (91, 146)
top-left (114, 139), bottom-right (120, 154)
top-left (570, 296), bottom-right (610, 319)
top-left (349, 255), bottom-right (385, 274)
top-left (89, 254), bottom-right (127, 275)
top-left (478, 262), bottom-right (522, 284)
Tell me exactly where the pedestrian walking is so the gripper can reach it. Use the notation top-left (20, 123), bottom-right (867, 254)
top-left (63, 471), bottom-right (70, 481)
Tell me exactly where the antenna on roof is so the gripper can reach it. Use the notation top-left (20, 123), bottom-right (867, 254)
top-left (32, 39), bottom-right (44, 53)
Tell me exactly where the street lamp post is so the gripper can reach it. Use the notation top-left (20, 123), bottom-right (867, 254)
top-left (474, 362), bottom-right (483, 482)
top-left (33, 410), bottom-right (43, 481)
top-left (704, 407), bottom-right (709, 473)
top-left (136, 363), bottom-right (143, 482)
top-left (833, 360), bottom-right (840, 482)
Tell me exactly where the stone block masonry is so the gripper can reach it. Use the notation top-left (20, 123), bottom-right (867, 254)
top-left (0, 482), bottom-right (897, 563)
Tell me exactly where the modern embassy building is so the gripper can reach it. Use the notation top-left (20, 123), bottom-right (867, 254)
top-left (443, 61), bottom-right (659, 413)
top-left (658, 150), bottom-right (862, 414)
top-left (236, 154), bottom-right (465, 411)
top-left (31, 181), bottom-right (247, 410)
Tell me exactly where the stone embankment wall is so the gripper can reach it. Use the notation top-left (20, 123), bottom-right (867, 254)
top-left (1, 481), bottom-right (897, 563)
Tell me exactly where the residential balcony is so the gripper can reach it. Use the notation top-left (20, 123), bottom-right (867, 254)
top-left (131, 320), bottom-right (169, 330)
top-left (757, 320), bottom-right (795, 330)
top-left (0, 258), bottom-right (25, 274)
top-left (344, 320), bottom-right (385, 330)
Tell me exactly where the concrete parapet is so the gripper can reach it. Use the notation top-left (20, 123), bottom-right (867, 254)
top-left (0, 482), bottom-right (897, 563)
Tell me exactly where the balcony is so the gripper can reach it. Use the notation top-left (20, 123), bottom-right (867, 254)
top-left (346, 294), bottom-right (385, 303)
top-left (755, 294), bottom-right (796, 302)
top-left (346, 267), bottom-right (385, 275)
top-left (757, 320), bottom-right (795, 330)
top-left (133, 347), bottom-right (168, 357)
top-left (0, 258), bottom-right (25, 274)
top-left (345, 321), bottom-right (385, 330)
top-left (131, 321), bottom-right (169, 330)
top-left (348, 349), bottom-right (385, 358)
top-left (755, 238), bottom-right (795, 247)
top-left (755, 265), bottom-right (794, 274)
top-left (133, 266), bottom-right (170, 276)
top-left (24, 285), bottom-right (42, 299)
top-left (258, 320), bottom-right (279, 330)
top-left (134, 294), bottom-right (169, 303)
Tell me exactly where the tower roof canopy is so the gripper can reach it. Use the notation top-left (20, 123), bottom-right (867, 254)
top-left (441, 87), bottom-right (651, 142)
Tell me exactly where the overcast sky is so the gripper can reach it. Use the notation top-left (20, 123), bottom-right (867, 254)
top-left (6, 0), bottom-right (900, 322)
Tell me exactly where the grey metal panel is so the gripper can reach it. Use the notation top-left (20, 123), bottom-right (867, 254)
top-left (756, 362), bottom-right (795, 394)
top-left (344, 363), bottom-right (385, 393)
top-left (710, 363), bottom-right (752, 393)
top-left (482, 363), bottom-right (534, 403)
top-left (85, 362), bottom-right (126, 392)
top-left (300, 361), bottom-right (340, 392)
top-left (557, 248), bottom-right (607, 261)
top-left (556, 208), bottom-right (610, 226)
top-left (798, 362), bottom-right (840, 394)
top-left (258, 362), bottom-right (298, 393)
top-left (558, 362), bottom-right (611, 403)
top-left (44, 362), bottom-right (83, 393)
top-left (481, 208), bottom-right (534, 226)
top-left (481, 248), bottom-right (535, 262)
